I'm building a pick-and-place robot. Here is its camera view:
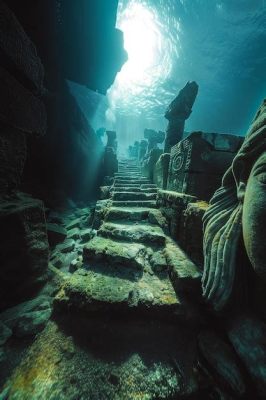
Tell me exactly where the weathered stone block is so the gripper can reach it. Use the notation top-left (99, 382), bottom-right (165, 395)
top-left (157, 190), bottom-right (196, 240)
top-left (167, 132), bottom-right (244, 200)
top-left (179, 201), bottom-right (208, 267)
top-left (142, 148), bottom-right (163, 180)
top-left (0, 194), bottom-right (49, 310)
top-left (153, 153), bottom-right (170, 189)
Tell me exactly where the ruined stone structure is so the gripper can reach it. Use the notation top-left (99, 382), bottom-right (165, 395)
top-left (142, 129), bottom-right (165, 181)
top-left (164, 81), bottom-right (198, 153)
top-left (167, 131), bottom-right (244, 200)
top-left (144, 128), bottom-right (165, 153)
top-left (103, 130), bottom-right (118, 178)
top-left (153, 153), bottom-right (170, 189)
top-left (138, 139), bottom-right (148, 162)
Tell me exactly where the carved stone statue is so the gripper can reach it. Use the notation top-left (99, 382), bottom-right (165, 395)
top-left (164, 81), bottom-right (198, 153)
top-left (202, 99), bottom-right (266, 312)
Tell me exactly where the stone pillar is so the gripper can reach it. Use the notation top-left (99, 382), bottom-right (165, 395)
top-left (104, 130), bottom-right (118, 176)
top-left (144, 129), bottom-right (165, 154)
top-left (164, 81), bottom-right (198, 153)
top-left (106, 130), bottom-right (117, 153)
top-left (138, 140), bottom-right (148, 162)
top-left (96, 127), bottom-right (106, 147)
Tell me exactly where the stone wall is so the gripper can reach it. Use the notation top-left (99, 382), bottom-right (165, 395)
top-left (0, 1), bottom-right (49, 309)
top-left (157, 190), bottom-right (208, 267)
top-left (4, 0), bottom-right (126, 207)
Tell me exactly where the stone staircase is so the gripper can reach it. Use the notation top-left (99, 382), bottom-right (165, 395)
top-left (55, 158), bottom-right (201, 321)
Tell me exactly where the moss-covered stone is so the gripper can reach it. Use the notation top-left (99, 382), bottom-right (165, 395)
top-left (83, 236), bottom-right (146, 270)
top-left (98, 222), bottom-right (166, 246)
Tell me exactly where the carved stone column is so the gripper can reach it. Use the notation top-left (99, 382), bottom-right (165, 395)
top-left (164, 81), bottom-right (198, 153)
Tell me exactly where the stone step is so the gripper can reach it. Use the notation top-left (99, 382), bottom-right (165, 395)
top-left (113, 184), bottom-right (141, 188)
top-left (118, 166), bottom-right (139, 170)
top-left (98, 222), bottom-right (166, 246)
top-left (116, 170), bottom-right (141, 173)
top-left (111, 200), bottom-right (157, 208)
top-left (114, 175), bottom-right (143, 179)
top-left (141, 184), bottom-right (157, 189)
top-left (55, 264), bottom-right (180, 320)
top-left (116, 167), bottom-right (140, 170)
top-left (112, 188), bottom-right (158, 194)
top-left (115, 179), bottom-right (151, 185)
top-left (83, 236), bottom-right (145, 270)
top-left (112, 192), bottom-right (157, 201)
top-left (105, 207), bottom-right (153, 222)
top-left (54, 236), bottom-right (181, 319)
top-left (114, 176), bottom-right (147, 180)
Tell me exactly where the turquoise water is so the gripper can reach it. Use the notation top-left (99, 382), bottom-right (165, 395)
top-left (107, 0), bottom-right (266, 151)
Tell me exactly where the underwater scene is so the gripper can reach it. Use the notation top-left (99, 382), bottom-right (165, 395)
top-left (0, 0), bottom-right (265, 399)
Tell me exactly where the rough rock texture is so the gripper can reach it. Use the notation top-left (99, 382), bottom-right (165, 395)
top-left (157, 190), bottom-right (197, 240)
top-left (0, 194), bottom-right (49, 310)
top-left (198, 330), bottom-right (246, 397)
top-left (227, 315), bottom-right (266, 397)
top-left (2, 319), bottom-right (199, 399)
top-left (0, 295), bottom-right (52, 337)
top-left (179, 201), bottom-right (208, 267)
top-left (142, 148), bottom-right (163, 181)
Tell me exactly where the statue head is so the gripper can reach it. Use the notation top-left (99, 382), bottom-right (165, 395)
top-left (202, 99), bottom-right (266, 311)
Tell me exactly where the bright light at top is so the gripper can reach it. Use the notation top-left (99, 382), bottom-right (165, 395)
top-left (106, 0), bottom-right (179, 127)
top-left (119, 3), bottom-right (158, 82)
